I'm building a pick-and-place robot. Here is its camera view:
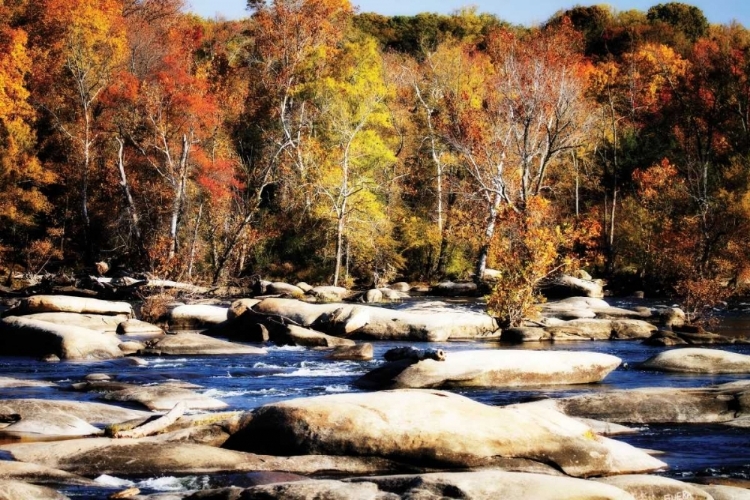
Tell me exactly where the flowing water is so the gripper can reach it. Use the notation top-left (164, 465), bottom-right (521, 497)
top-left (1, 297), bottom-right (750, 497)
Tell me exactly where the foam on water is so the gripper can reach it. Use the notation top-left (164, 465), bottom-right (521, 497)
top-left (94, 475), bottom-right (134, 488)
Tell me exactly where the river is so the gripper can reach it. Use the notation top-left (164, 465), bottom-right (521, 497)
top-left (1, 297), bottom-right (749, 497)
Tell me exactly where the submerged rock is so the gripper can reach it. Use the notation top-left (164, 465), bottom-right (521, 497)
top-left (0, 316), bottom-right (124, 360)
top-left (223, 389), bottom-right (665, 477)
top-left (640, 348), bottom-right (750, 373)
top-left (140, 332), bottom-right (266, 356)
top-left (355, 350), bottom-right (620, 389)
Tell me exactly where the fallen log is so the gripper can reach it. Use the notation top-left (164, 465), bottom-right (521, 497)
top-left (112, 402), bottom-right (186, 439)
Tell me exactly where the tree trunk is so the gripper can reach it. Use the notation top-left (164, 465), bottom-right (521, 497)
top-left (169, 134), bottom-right (190, 260)
top-left (115, 137), bottom-right (141, 241)
top-left (333, 213), bottom-right (345, 287)
top-left (475, 193), bottom-right (502, 283)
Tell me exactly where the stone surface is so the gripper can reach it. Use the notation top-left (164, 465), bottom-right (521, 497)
top-left (227, 299), bottom-right (262, 320)
top-left (266, 282), bottom-right (305, 297)
top-left (696, 484), bottom-right (750, 500)
top-left (223, 389), bottom-right (665, 477)
top-left (594, 475), bottom-right (712, 500)
top-left (0, 460), bottom-right (96, 487)
top-left (272, 325), bottom-right (355, 348)
top-left (75, 381), bottom-right (228, 411)
top-left (116, 319), bottom-right (164, 337)
top-left (140, 333), bottom-right (266, 356)
top-left (1, 439), bottom-right (417, 478)
top-left (641, 347), bottom-right (750, 373)
top-left (325, 343), bottom-right (374, 361)
top-left (18, 312), bottom-right (128, 332)
top-left (168, 305), bottom-right (229, 330)
top-left (353, 471), bottom-right (636, 500)
top-left (355, 350), bottom-right (620, 389)
top-left (0, 479), bottom-right (69, 500)
top-left (0, 316), bottom-right (124, 360)
top-left (5, 295), bottom-right (134, 317)
top-left (541, 275), bottom-right (604, 299)
top-left (252, 298), bottom-right (499, 342)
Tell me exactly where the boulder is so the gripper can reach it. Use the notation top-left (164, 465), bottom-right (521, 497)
top-left (594, 475), bottom-right (711, 500)
top-left (307, 286), bottom-right (351, 302)
top-left (223, 389), bottom-right (666, 477)
top-left (295, 282), bottom-right (313, 293)
top-left (227, 299), bottom-right (262, 320)
top-left (0, 480), bottom-right (69, 500)
top-left (696, 484), bottom-right (750, 499)
top-left (325, 343), bottom-right (374, 361)
top-left (168, 305), bottom-right (229, 330)
top-left (641, 348), bottom-right (750, 373)
top-left (364, 289), bottom-right (383, 303)
top-left (645, 329), bottom-right (748, 346)
top-left (266, 282), bottom-right (305, 297)
top-left (388, 282), bottom-right (411, 292)
top-left (0, 460), bottom-right (96, 487)
top-left (118, 340), bottom-right (144, 355)
top-left (432, 281), bottom-right (477, 297)
top-left (4, 295), bottom-right (134, 317)
top-left (0, 399), bottom-right (148, 439)
top-left (16, 312), bottom-right (128, 332)
top-left (226, 480), bottom-right (394, 500)
top-left (140, 332), bottom-right (266, 356)
top-left (0, 316), bottom-right (124, 360)
top-left (540, 297), bottom-right (649, 321)
top-left (252, 298), bottom-right (499, 342)
top-left (543, 318), bottom-right (656, 341)
top-left (355, 350), bottom-right (621, 389)
top-left (660, 307), bottom-right (687, 328)
top-left (75, 381), bottom-right (228, 411)
top-left (551, 387), bottom-right (739, 423)
top-left (351, 471), bottom-right (636, 500)
top-left (116, 319), bottom-right (164, 337)
top-left (1, 439), bottom-right (416, 478)
top-left (0, 377), bottom-right (55, 389)
top-left (378, 288), bottom-right (408, 301)
top-left (541, 275), bottom-right (604, 298)
top-left (501, 327), bottom-right (551, 342)
top-left (272, 324), bottom-right (355, 348)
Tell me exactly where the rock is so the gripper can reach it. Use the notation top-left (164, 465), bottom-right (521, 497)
top-left (85, 373), bottom-right (111, 381)
top-left (541, 275), bottom-right (604, 299)
top-left (272, 325), bottom-right (355, 348)
top-left (116, 319), bottom-right (164, 337)
top-left (540, 297), bottom-right (651, 321)
top-left (75, 381), bottom-right (228, 411)
top-left (594, 475), bottom-right (711, 500)
top-left (229, 480), bottom-right (394, 500)
top-left (168, 305), bottom-right (229, 330)
top-left (4, 295), bottom-right (134, 317)
top-left (641, 348), bottom-right (750, 373)
top-left (551, 387), bottom-right (739, 423)
top-left (0, 316), bottom-right (124, 360)
top-left (1, 439), bottom-right (417, 478)
top-left (252, 298), bottom-right (499, 342)
top-left (0, 377), bottom-right (56, 388)
top-left (574, 269), bottom-right (593, 280)
top-left (388, 282), bottom-right (411, 292)
top-left (696, 484), bottom-right (750, 499)
top-left (325, 343), bottom-right (374, 361)
top-left (0, 399), bottom-right (148, 440)
top-left (307, 286), bottom-right (351, 302)
top-left (383, 347), bottom-right (445, 362)
top-left (543, 318), bottom-right (656, 341)
top-left (364, 289), bottom-right (383, 303)
top-left (660, 307), bottom-right (686, 327)
top-left (118, 341), bottom-right (144, 355)
top-left (0, 479), bottom-right (70, 500)
top-left (223, 389), bottom-right (666, 477)
top-left (295, 282), bottom-right (313, 293)
top-left (432, 281), bottom-right (477, 297)
top-left (501, 327), bottom-right (551, 342)
top-left (266, 282), bottom-right (305, 297)
top-left (0, 460), bottom-right (96, 487)
top-left (140, 332), bottom-right (266, 356)
top-left (645, 329), bottom-right (746, 346)
top-left (642, 329), bottom-right (689, 346)
top-left (17, 312), bottom-right (128, 332)
top-left (227, 299), bottom-right (262, 320)
top-left (378, 288), bottom-right (407, 301)
top-left (355, 350), bottom-right (620, 390)
top-left (352, 471), bottom-right (637, 500)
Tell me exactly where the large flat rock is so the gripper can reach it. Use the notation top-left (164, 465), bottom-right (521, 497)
top-left (140, 332), bottom-right (266, 356)
top-left (594, 475), bottom-right (712, 500)
top-left (18, 312), bottom-right (128, 332)
top-left (641, 347), bottom-right (750, 373)
top-left (6, 295), bottom-right (133, 317)
top-left (252, 298), bottom-right (499, 342)
top-left (168, 305), bottom-right (229, 330)
top-left (223, 389), bottom-right (665, 477)
top-left (0, 316), bottom-right (124, 360)
top-left (355, 350), bottom-right (620, 389)
top-left (0, 480), bottom-right (69, 500)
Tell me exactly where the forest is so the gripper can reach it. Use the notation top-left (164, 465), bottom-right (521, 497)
top-left (1, 0), bottom-right (749, 322)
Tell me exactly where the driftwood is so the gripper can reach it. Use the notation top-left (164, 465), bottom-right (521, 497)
top-left (112, 402), bottom-right (186, 439)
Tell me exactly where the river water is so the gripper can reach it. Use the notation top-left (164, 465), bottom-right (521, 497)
top-left (1, 297), bottom-right (749, 497)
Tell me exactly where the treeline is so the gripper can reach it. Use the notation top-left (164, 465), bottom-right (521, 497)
top-left (2, 0), bottom-right (749, 310)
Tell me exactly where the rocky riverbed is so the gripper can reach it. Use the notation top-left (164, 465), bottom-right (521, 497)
top-left (0, 289), bottom-right (750, 499)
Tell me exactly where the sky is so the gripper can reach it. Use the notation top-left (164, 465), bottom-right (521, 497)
top-left (186, 0), bottom-right (750, 26)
